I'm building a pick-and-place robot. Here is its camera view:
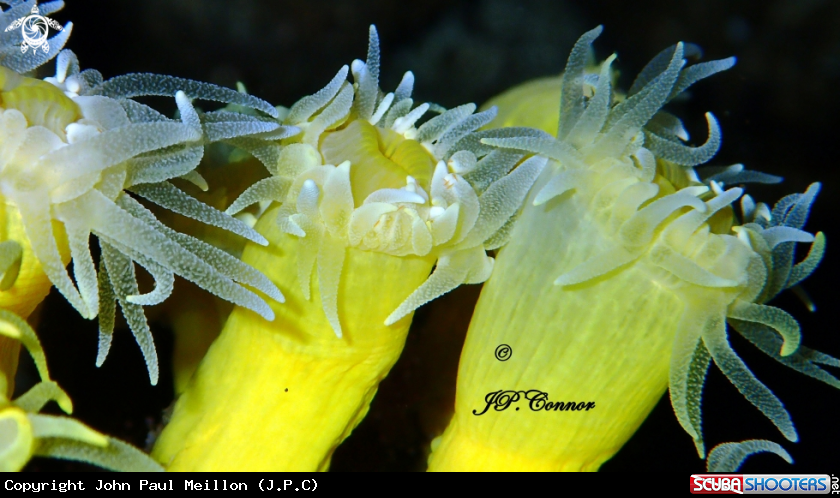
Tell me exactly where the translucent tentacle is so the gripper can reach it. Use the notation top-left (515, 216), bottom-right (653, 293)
top-left (786, 232), bottom-right (825, 289)
top-left (619, 187), bottom-right (708, 247)
top-left (16, 187), bottom-right (87, 316)
top-left (558, 25), bottom-right (603, 140)
top-left (727, 302), bottom-right (801, 356)
top-left (126, 257), bottom-right (175, 307)
top-left (670, 57), bottom-right (737, 102)
top-left (459, 155), bottom-right (546, 247)
top-left (130, 182), bottom-right (268, 246)
top-left (481, 136), bottom-right (586, 168)
top-left (706, 439), bottom-right (792, 472)
top-left (225, 176), bottom-right (291, 215)
top-left (13, 381), bottom-right (72, 415)
top-left (62, 220), bottom-right (98, 319)
top-left (702, 316), bottom-right (797, 442)
top-left (554, 246), bottom-right (641, 286)
top-left (116, 193), bottom-right (283, 304)
top-left (416, 103), bottom-right (477, 144)
top-left (89, 73), bottom-right (278, 117)
top-left (566, 54), bottom-right (616, 147)
top-left (353, 25), bottom-right (381, 121)
top-left (669, 321), bottom-right (712, 458)
top-left (95, 254), bottom-right (115, 367)
top-left (463, 149), bottom-right (524, 194)
top-left (393, 71), bottom-right (414, 102)
top-left (100, 241), bottom-right (159, 385)
top-left (644, 113), bottom-right (721, 167)
top-left (534, 169), bottom-right (596, 206)
top-left (303, 84), bottom-right (353, 146)
top-left (651, 245), bottom-right (740, 288)
top-left (126, 145), bottom-right (204, 187)
top-left (317, 235), bottom-right (346, 338)
top-left (0, 309), bottom-right (51, 383)
top-left (34, 437), bottom-right (164, 472)
top-left (28, 413), bottom-right (106, 445)
top-left (385, 247), bottom-right (492, 326)
top-left (730, 319), bottom-right (840, 389)
top-left (286, 65), bottom-right (349, 124)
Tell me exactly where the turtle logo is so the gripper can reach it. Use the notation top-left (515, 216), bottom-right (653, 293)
top-left (4, 5), bottom-right (63, 54)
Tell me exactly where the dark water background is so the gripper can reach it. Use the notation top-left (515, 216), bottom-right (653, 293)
top-left (19, 0), bottom-right (840, 472)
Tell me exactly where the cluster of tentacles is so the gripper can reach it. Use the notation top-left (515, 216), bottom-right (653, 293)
top-left (480, 26), bottom-right (831, 469)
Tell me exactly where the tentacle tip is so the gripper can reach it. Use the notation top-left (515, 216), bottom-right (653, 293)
top-left (694, 439), bottom-right (706, 460)
top-left (147, 367), bottom-right (160, 386)
top-left (780, 345), bottom-right (797, 357)
top-left (384, 309), bottom-right (406, 327)
top-left (95, 348), bottom-right (109, 367)
top-left (704, 111), bottom-right (719, 125)
top-left (553, 273), bottom-right (574, 286)
top-left (57, 398), bottom-right (74, 415)
top-left (255, 306), bottom-right (276, 322)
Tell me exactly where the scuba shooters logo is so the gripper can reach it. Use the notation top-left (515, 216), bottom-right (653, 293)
top-left (4, 4), bottom-right (63, 54)
top-left (690, 475), bottom-right (832, 494)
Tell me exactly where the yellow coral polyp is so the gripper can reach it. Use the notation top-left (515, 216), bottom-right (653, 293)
top-left (152, 206), bottom-right (435, 470)
top-left (153, 25), bottom-right (542, 471)
top-left (0, 38), bottom-right (292, 384)
top-left (428, 26), bottom-right (827, 471)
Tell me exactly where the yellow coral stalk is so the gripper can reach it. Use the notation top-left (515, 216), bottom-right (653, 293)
top-left (153, 207), bottom-right (435, 470)
top-left (428, 26), bottom-right (830, 471)
top-left (153, 26), bottom-right (540, 471)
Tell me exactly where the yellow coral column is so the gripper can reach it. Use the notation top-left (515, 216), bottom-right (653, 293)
top-left (427, 175), bottom-right (687, 471)
top-left (153, 205), bottom-right (435, 471)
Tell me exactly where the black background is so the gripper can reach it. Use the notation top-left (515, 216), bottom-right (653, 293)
top-left (18, 0), bottom-right (840, 472)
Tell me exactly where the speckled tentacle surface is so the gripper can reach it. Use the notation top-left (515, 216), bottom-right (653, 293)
top-left (428, 27), bottom-right (828, 471)
top-left (153, 26), bottom-right (542, 471)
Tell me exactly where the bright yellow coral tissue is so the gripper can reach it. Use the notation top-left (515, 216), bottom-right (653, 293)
top-left (1, 0), bottom-right (294, 471)
top-left (428, 27), bottom-right (829, 471)
top-left (153, 26), bottom-right (541, 471)
top-left (152, 205), bottom-right (434, 470)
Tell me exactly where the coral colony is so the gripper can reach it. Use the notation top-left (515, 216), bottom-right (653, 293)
top-left (0, 1), bottom-right (832, 472)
